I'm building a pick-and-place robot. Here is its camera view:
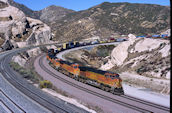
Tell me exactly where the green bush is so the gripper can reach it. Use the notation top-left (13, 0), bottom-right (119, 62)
top-left (10, 62), bottom-right (40, 82)
top-left (39, 80), bottom-right (53, 89)
top-left (10, 62), bottom-right (22, 71)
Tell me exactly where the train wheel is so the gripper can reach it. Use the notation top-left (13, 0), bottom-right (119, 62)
top-left (82, 79), bottom-right (86, 83)
top-left (76, 77), bottom-right (79, 81)
top-left (110, 90), bottom-right (114, 94)
top-left (68, 73), bottom-right (71, 77)
top-left (58, 69), bottom-right (62, 73)
top-left (100, 84), bottom-right (105, 91)
top-left (105, 87), bottom-right (110, 92)
top-left (74, 77), bottom-right (78, 81)
top-left (78, 78), bottom-right (81, 82)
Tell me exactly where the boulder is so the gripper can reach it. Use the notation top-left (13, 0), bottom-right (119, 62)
top-left (166, 71), bottom-right (170, 79)
top-left (12, 55), bottom-right (26, 67)
top-left (100, 34), bottom-right (170, 79)
top-left (1, 39), bottom-right (13, 50)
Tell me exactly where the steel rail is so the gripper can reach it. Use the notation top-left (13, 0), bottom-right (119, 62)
top-left (121, 95), bottom-right (170, 111)
top-left (1, 54), bottom-right (69, 113)
top-left (0, 47), bottom-right (88, 113)
top-left (39, 55), bottom-right (154, 113)
top-left (0, 89), bottom-right (26, 113)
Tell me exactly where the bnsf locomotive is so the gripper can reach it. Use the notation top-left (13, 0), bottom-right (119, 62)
top-left (47, 47), bottom-right (124, 95)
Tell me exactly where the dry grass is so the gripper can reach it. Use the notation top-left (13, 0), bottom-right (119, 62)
top-left (0, 38), bottom-right (5, 46)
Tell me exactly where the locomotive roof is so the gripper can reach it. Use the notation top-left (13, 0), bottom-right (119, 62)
top-left (60, 60), bottom-right (74, 65)
top-left (79, 66), bottom-right (107, 75)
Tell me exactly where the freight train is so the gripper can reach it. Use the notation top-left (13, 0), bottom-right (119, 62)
top-left (47, 48), bottom-right (124, 95)
top-left (136, 34), bottom-right (169, 39)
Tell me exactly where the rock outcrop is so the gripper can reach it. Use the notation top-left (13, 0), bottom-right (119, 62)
top-left (100, 34), bottom-right (170, 79)
top-left (0, 0), bottom-right (26, 50)
top-left (0, 0), bottom-right (52, 49)
top-left (0, 0), bottom-right (53, 66)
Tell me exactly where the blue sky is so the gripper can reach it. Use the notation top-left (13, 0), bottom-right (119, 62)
top-left (14, 0), bottom-right (170, 11)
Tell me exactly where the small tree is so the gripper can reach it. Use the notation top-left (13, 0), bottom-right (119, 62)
top-left (39, 80), bottom-right (53, 89)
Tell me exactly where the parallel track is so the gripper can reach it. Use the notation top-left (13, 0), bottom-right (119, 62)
top-left (121, 95), bottom-right (170, 111)
top-left (1, 54), bottom-right (68, 113)
top-left (1, 49), bottom-right (88, 113)
top-left (39, 55), bottom-right (159, 113)
top-left (0, 89), bottom-right (26, 113)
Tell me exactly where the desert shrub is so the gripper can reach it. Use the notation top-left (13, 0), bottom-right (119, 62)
top-left (39, 80), bottom-right (53, 89)
top-left (10, 62), bottom-right (40, 82)
top-left (10, 62), bottom-right (23, 71)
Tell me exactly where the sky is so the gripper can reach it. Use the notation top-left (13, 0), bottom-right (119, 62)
top-left (14, 0), bottom-right (170, 11)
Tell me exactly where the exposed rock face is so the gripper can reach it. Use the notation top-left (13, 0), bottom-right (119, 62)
top-left (0, 6), bottom-right (26, 35)
top-left (25, 17), bottom-right (51, 45)
top-left (0, 3), bottom-right (27, 50)
top-left (12, 55), bottom-right (26, 67)
top-left (0, 0), bottom-right (52, 66)
top-left (100, 34), bottom-right (170, 79)
top-left (7, 0), bottom-right (40, 19)
top-left (1, 40), bottom-right (13, 50)
top-left (8, 0), bottom-right (75, 23)
top-left (13, 17), bottom-right (52, 66)
top-left (0, 0), bottom-right (52, 50)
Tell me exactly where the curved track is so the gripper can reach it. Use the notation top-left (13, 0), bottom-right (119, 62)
top-left (38, 54), bottom-right (170, 113)
top-left (0, 47), bottom-right (89, 113)
top-left (120, 95), bottom-right (170, 111)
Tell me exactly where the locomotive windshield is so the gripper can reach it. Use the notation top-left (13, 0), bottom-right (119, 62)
top-left (74, 66), bottom-right (78, 68)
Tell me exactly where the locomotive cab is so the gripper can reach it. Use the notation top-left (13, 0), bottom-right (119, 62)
top-left (54, 58), bottom-right (62, 68)
top-left (105, 72), bottom-right (124, 94)
top-left (71, 63), bottom-right (80, 76)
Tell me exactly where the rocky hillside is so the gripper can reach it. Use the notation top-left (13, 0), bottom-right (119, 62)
top-left (0, 0), bottom-right (52, 50)
top-left (7, 0), bottom-right (40, 19)
top-left (38, 5), bottom-right (75, 23)
top-left (51, 2), bottom-right (170, 41)
top-left (63, 35), bottom-right (170, 94)
top-left (0, 0), bottom-right (54, 66)
top-left (100, 34), bottom-right (170, 79)
top-left (64, 45), bottom-right (116, 68)
top-left (8, 0), bottom-right (74, 23)
top-left (7, 1), bottom-right (170, 42)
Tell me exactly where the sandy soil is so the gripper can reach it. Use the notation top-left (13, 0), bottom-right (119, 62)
top-left (120, 71), bottom-right (170, 94)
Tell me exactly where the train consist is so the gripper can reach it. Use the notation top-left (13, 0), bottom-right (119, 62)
top-left (136, 34), bottom-right (169, 39)
top-left (46, 43), bottom-right (124, 95)
top-left (46, 33), bottom-right (168, 94)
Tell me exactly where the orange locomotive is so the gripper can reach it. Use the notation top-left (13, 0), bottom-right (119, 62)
top-left (51, 56), bottom-right (124, 95)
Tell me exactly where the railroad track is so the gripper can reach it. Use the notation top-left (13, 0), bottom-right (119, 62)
top-left (121, 95), bottom-right (170, 111)
top-left (0, 89), bottom-right (26, 113)
top-left (39, 55), bottom-right (170, 113)
top-left (0, 48), bottom-right (89, 113)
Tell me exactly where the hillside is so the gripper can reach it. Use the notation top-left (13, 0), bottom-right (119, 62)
top-left (51, 2), bottom-right (170, 41)
top-left (8, 0), bottom-right (75, 23)
top-left (8, 1), bottom-right (170, 42)
top-left (0, 0), bottom-right (52, 57)
top-left (101, 34), bottom-right (170, 79)
top-left (7, 0), bottom-right (40, 19)
top-left (64, 34), bottom-right (170, 94)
